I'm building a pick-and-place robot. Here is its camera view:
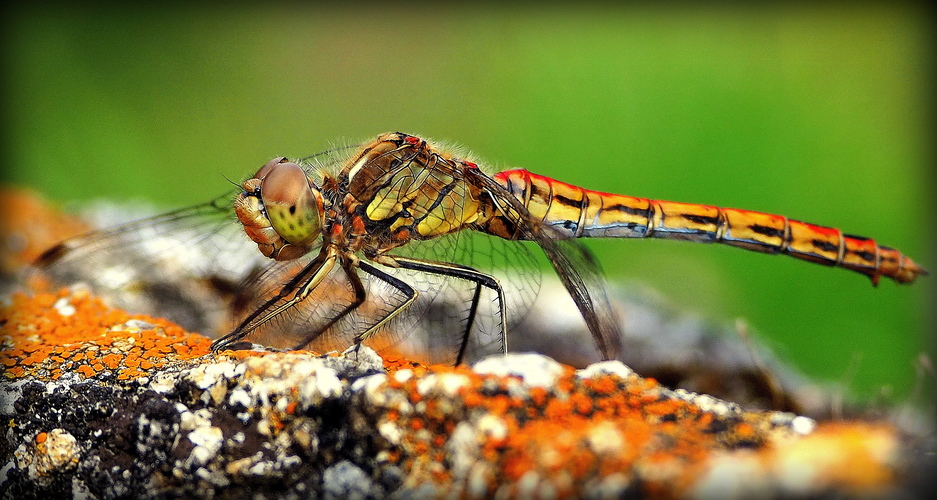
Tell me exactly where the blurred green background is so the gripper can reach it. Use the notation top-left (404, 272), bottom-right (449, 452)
top-left (2, 4), bottom-right (933, 402)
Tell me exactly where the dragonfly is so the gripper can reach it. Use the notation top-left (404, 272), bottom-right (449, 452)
top-left (34, 132), bottom-right (928, 366)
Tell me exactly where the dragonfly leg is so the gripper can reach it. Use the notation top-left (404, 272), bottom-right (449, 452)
top-left (211, 249), bottom-right (337, 352)
top-left (457, 284), bottom-right (484, 365)
top-left (391, 256), bottom-right (507, 365)
top-left (354, 261), bottom-right (418, 344)
top-left (288, 260), bottom-right (369, 351)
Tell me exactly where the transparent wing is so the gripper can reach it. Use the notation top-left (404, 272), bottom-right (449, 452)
top-left (31, 192), bottom-right (275, 337)
top-left (466, 167), bottom-right (624, 361)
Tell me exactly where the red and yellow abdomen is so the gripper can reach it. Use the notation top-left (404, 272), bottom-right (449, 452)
top-left (489, 169), bottom-right (927, 285)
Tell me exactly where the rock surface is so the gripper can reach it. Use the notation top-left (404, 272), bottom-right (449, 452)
top-left (2, 290), bottom-right (933, 499)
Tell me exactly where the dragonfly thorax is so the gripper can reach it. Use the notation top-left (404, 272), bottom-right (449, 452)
top-left (234, 157), bottom-right (325, 262)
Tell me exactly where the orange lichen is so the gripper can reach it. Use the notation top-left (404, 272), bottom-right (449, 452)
top-left (365, 359), bottom-right (900, 498)
top-left (570, 392), bottom-right (593, 415)
top-left (379, 350), bottom-right (426, 372)
top-left (0, 188), bottom-right (90, 275)
top-left (0, 289), bottom-right (215, 381)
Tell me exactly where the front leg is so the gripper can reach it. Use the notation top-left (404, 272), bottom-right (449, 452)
top-left (211, 247), bottom-right (338, 352)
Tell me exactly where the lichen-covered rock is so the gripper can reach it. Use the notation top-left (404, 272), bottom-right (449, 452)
top-left (2, 290), bottom-right (933, 499)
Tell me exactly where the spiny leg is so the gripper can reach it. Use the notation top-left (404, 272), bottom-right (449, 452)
top-left (291, 259), bottom-right (368, 351)
top-left (211, 249), bottom-right (335, 351)
top-left (457, 284), bottom-right (484, 366)
top-left (351, 261), bottom-right (419, 359)
top-left (392, 256), bottom-right (506, 366)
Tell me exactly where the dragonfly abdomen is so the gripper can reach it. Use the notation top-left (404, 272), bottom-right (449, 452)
top-left (492, 169), bottom-right (927, 285)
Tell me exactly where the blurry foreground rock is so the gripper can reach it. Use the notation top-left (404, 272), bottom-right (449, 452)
top-left (1, 187), bottom-right (934, 498)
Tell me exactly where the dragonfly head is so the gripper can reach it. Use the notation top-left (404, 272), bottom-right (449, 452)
top-left (259, 158), bottom-right (324, 243)
top-left (235, 157), bottom-right (325, 261)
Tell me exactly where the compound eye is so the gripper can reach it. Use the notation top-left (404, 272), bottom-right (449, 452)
top-left (253, 157), bottom-right (289, 180)
top-left (260, 162), bottom-right (322, 245)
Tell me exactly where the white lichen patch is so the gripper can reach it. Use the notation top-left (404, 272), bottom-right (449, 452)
top-left (296, 362), bottom-right (343, 407)
top-left (447, 422), bottom-right (481, 478)
top-left (476, 414), bottom-right (508, 442)
top-left (188, 361), bottom-right (242, 390)
top-left (790, 416), bottom-right (815, 436)
top-left (668, 388), bottom-right (742, 417)
top-left (239, 355), bottom-right (344, 406)
top-left (586, 421), bottom-right (625, 456)
top-left (415, 372), bottom-right (471, 398)
top-left (185, 425), bottom-right (224, 468)
top-left (351, 373), bottom-right (388, 398)
top-left (576, 360), bottom-right (634, 380)
top-left (393, 369), bottom-right (413, 384)
top-left (148, 372), bottom-right (181, 394)
top-left (181, 353), bottom-right (348, 415)
top-left (52, 297), bottom-right (76, 317)
top-left (355, 373), bottom-right (424, 418)
top-left (377, 420), bottom-right (403, 445)
top-left (227, 387), bottom-right (252, 409)
top-left (14, 429), bottom-right (81, 480)
top-left (472, 353), bottom-right (564, 388)
top-left (690, 453), bottom-right (770, 500)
